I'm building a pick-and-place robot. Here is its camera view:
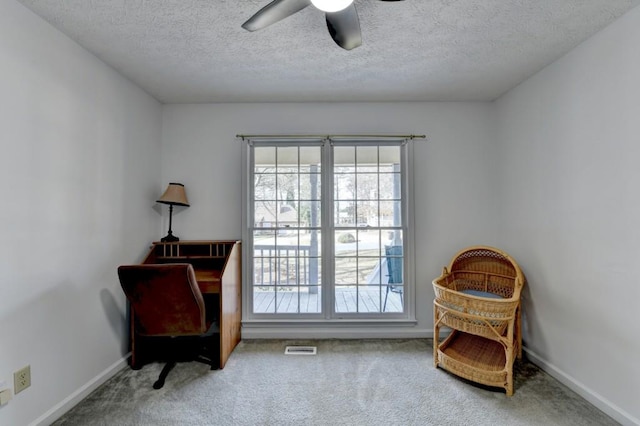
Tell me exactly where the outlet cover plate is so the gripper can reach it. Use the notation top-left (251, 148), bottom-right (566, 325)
top-left (14, 365), bottom-right (31, 394)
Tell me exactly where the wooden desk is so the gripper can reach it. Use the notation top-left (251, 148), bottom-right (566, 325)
top-left (142, 240), bottom-right (242, 368)
top-left (193, 270), bottom-right (221, 293)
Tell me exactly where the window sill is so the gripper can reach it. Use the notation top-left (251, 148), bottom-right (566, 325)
top-left (241, 318), bottom-right (422, 339)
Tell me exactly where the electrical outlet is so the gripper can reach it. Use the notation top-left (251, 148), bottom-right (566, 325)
top-left (14, 365), bottom-right (31, 394)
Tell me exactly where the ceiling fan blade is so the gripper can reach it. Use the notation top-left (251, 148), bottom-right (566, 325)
top-left (325, 4), bottom-right (361, 50)
top-left (242, 0), bottom-right (311, 32)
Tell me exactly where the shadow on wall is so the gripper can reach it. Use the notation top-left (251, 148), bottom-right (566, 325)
top-left (519, 265), bottom-right (548, 357)
top-left (0, 283), bottom-right (129, 370)
top-left (100, 288), bottom-right (128, 356)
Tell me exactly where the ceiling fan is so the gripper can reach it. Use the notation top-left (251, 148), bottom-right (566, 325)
top-left (242, 0), bottom-right (405, 51)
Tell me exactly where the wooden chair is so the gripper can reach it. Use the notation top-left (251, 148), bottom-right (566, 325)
top-left (118, 264), bottom-right (219, 389)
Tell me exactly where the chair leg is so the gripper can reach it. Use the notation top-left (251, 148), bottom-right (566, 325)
top-left (383, 285), bottom-right (390, 311)
top-left (130, 331), bottom-right (144, 370)
top-left (383, 286), bottom-right (404, 312)
top-left (153, 361), bottom-right (176, 390)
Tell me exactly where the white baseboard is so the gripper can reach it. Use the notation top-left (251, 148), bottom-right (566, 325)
top-left (523, 347), bottom-right (639, 426)
top-left (31, 355), bottom-right (129, 426)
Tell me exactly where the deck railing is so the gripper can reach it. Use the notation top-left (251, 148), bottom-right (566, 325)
top-left (253, 245), bottom-right (317, 287)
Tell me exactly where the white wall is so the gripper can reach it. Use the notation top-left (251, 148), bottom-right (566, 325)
top-left (161, 102), bottom-right (499, 337)
top-left (0, 1), bottom-right (162, 425)
top-left (4, 0), bottom-right (637, 423)
top-left (494, 6), bottom-right (640, 425)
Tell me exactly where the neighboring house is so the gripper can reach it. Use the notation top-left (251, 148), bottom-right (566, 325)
top-left (254, 202), bottom-right (301, 232)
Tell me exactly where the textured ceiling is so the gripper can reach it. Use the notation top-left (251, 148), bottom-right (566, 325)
top-left (15, 0), bottom-right (640, 104)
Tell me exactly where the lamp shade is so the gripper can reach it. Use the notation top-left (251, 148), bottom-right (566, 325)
top-left (156, 183), bottom-right (190, 206)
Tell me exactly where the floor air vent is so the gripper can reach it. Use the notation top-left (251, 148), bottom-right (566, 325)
top-left (284, 346), bottom-right (317, 355)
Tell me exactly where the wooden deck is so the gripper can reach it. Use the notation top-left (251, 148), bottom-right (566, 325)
top-left (253, 286), bottom-right (403, 314)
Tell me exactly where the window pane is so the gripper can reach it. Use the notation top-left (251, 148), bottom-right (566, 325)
top-left (299, 200), bottom-right (321, 228)
top-left (360, 200), bottom-right (379, 227)
top-left (334, 257), bottom-right (358, 284)
top-left (277, 201), bottom-right (299, 228)
top-left (276, 173), bottom-right (298, 202)
top-left (356, 256), bottom-right (380, 287)
top-left (359, 287), bottom-right (381, 313)
top-left (275, 287), bottom-right (298, 313)
top-left (379, 173), bottom-right (400, 200)
top-left (255, 201), bottom-right (277, 228)
top-left (334, 173), bottom-right (355, 200)
top-left (335, 285), bottom-right (357, 313)
top-left (356, 146), bottom-right (378, 172)
top-left (299, 146), bottom-right (321, 173)
top-left (298, 286), bottom-right (321, 313)
top-left (334, 146), bottom-right (355, 173)
top-left (335, 229), bottom-right (357, 256)
top-left (254, 174), bottom-right (276, 200)
top-left (255, 146), bottom-right (276, 166)
top-left (380, 201), bottom-right (402, 227)
top-left (277, 147), bottom-right (298, 170)
top-left (357, 173), bottom-right (378, 200)
top-left (358, 229), bottom-right (386, 257)
top-left (386, 230), bottom-right (403, 247)
top-left (253, 233), bottom-right (278, 315)
top-left (379, 145), bottom-right (400, 166)
top-left (254, 286), bottom-right (275, 313)
top-left (252, 255), bottom-right (276, 287)
top-left (357, 229), bottom-right (382, 257)
top-left (335, 202), bottom-right (356, 227)
top-left (300, 173), bottom-right (321, 201)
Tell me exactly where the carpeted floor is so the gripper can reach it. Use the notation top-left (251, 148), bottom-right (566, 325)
top-left (53, 339), bottom-right (617, 426)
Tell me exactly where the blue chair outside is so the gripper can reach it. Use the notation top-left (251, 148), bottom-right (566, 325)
top-left (384, 245), bottom-right (403, 311)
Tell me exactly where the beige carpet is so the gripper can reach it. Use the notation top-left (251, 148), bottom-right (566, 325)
top-left (53, 339), bottom-right (617, 426)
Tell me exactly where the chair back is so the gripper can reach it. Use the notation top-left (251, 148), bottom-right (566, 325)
top-left (118, 264), bottom-right (206, 336)
top-left (385, 245), bottom-right (403, 284)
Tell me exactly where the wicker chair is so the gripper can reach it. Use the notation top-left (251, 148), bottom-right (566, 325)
top-left (432, 246), bottom-right (525, 395)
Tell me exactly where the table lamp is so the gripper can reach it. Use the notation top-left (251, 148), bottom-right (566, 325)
top-left (157, 182), bottom-right (189, 242)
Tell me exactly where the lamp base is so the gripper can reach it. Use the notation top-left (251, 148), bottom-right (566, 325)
top-left (161, 234), bottom-right (179, 242)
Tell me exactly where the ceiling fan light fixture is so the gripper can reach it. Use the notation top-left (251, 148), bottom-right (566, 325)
top-left (310, 0), bottom-right (354, 13)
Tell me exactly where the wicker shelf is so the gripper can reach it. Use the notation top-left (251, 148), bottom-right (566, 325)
top-left (432, 246), bottom-right (525, 396)
top-left (437, 331), bottom-right (510, 391)
top-left (439, 331), bottom-right (506, 370)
